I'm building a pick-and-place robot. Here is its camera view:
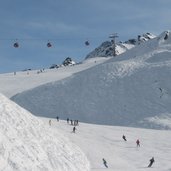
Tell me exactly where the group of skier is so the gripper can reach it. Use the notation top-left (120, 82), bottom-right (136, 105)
top-left (102, 135), bottom-right (155, 169)
top-left (49, 116), bottom-right (79, 134)
top-left (66, 118), bottom-right (79, 133)
top-left (49, 116), bottom-right (59, 126)
top-left (102, 156), bottom-right (155, 169)
top-left (49, 118), bottom-right (155, 169)
top-left (67, 118), bottom-right (79, 126)
top-left (121, 134), bottom-right (155, 168)
top-left (122, 135), bottom-right (140, 147)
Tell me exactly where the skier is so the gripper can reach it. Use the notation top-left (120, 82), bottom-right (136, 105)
top-left (74, 120), bottom-right (79, 126)
top-left (122, 135), bottom-right (127, 141)
top-left (56, 116), bottom-right (59, 122)
top-left (136, 139), bottom-right (140, 147)
top-left (49, 120), bottom-right (51, 126)
top-left (74, 120), bottom-right (77, 126)
top-left (148, 157), bottom-right (155, 167)
top-left (76, 120), bottom-right (79, 126)
top-left (67, 118), bottom-right (69, 124)
top-left (73, 126), bottom-right (76, 133)
top-left (102, 158), bottom-right (108, 168)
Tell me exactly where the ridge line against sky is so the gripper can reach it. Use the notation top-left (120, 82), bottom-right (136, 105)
top-left (0, 0), bottom-right (171, 73)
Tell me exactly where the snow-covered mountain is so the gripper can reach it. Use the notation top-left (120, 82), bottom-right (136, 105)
top-left (9, 31), bottom-right (171, 129)
top-left (1, 31), bottom-right (171, 171)
top-left (85, 32), bottom-right (156, 59)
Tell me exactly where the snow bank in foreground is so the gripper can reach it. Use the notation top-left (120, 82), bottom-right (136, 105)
top-left (0, 94), bottom-right (90, 171)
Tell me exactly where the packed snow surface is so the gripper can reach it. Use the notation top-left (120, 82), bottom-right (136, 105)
top-left (41, 118), bottom-right (171, 171)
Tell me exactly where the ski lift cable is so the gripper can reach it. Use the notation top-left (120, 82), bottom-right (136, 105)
top-left (0, 34), bottom-right (114, 48)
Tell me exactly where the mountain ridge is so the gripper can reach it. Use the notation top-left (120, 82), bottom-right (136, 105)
top-left (85, 32), bottom-right (156, 59)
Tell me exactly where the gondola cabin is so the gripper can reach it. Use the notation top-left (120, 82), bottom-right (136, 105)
top-left (47, 42), bottom-right (52, 47)
top-left (85, 41), bottom-right (90, 46)
top-left (13, 42), bottom-right (19, 48)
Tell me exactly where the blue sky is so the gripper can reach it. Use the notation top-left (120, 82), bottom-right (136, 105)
top-left (0, 0), bottom-right (171, 73)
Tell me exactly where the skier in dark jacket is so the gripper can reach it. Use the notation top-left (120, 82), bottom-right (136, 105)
top-left (148, 157), bottom-right (155, 167)
top-left (102, 158), bottom-right (108, 168)
top-left (73, 126), bottom-right (76, 133)
top-left (122, 135), bottom-right (127, 141)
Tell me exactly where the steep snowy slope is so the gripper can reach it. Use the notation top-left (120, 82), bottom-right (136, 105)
top-left (0, 94), bottom-right (90, 171)
top-left (11, 31), bottom-right (171, 129)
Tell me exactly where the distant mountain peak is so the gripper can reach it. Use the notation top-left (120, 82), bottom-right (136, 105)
top-left (85, 32), bottom-right (156, 59)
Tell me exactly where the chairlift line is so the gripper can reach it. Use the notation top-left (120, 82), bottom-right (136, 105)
top-left (0, 34), bottom-right (116, 48)
top-left (11, 39), bottom-right (91, 48)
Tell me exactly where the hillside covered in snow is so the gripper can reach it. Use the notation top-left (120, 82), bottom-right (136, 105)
top-left (10, 31), bottom-right (171, 130)
top-left (0, 94), bottom-right (90, 171)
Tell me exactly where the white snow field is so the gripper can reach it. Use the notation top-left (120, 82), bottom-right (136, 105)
top-left (0, 31), bottom-right (171, 171)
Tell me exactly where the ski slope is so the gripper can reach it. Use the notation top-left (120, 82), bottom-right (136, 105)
top-left (41, 118), bottom-right (171, 171)
top-left (10, 31), bottom-right (171, 129)
top-left (1, 94), bottom-right (171, 171)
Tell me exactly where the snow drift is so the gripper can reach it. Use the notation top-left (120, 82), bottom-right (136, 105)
top-left (0, 94), bottom-right (90, 171)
